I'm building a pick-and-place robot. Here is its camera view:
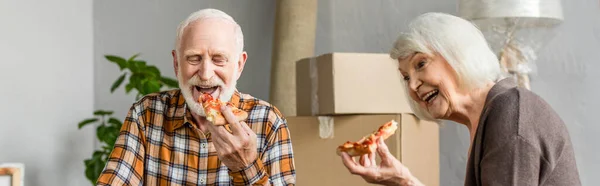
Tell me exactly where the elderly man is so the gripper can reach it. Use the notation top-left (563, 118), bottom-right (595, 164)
top-left (96, 9), bottom-right (296, 186)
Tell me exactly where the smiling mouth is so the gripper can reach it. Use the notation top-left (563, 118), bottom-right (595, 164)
top-left (194, 85), bottom-right (218, 95)
top-left (422, 89), bottom-right (439, 104)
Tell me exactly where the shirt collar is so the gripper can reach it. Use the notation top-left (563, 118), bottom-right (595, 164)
top-left (484, 77), bottom-right (518, 107)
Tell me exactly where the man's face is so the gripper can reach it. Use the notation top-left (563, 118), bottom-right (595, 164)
top-left (173, 18), bottom-right (246, 117)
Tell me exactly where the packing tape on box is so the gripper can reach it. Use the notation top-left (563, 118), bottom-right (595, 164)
top-left (309, 57), bottom-right (319, 115)
top-left (318, 116), bottom-right (334, 139)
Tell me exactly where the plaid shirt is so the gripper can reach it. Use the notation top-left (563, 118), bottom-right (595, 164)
top-left (96, 89), bottom-right (296, 185)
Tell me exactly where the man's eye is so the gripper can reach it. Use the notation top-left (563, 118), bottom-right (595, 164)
top-left (403, 76), bottom-right (410, 81)
top-left (188, 56), bottom-right (201, 62)
top-left (213, 57), bottom-right (226, 64)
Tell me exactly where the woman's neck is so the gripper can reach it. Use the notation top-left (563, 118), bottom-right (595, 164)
top-left (447, 82), bottom-right (495, 143)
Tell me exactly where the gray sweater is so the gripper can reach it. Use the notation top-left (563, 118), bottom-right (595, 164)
top-left (464, 78), bottom-right (581, 186)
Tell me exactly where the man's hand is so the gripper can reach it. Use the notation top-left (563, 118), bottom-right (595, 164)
top-left (340, 138), bottom-right (424, 186)
top-left (206, 105), bottom-right (258, 172)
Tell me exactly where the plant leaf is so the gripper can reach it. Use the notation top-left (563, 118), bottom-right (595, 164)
top-left (102, 145), bottom-right (113, 153)
top-left (125, 83), bottom-right (134, 93)
top-left (145, 66), bottom-right (161, 78)
top-left (105, 55), bottom-right (127, 70)
top-left (78, 118), bottom-right (99, 129)
top-left (96, 125), bottom-right (108, 142)
top-left (84, 150), bottom-right (107, 185)
top-left (110, 73), bottom-right (127, 93)
top-left (129, 74), bottom-right (143, 86)
top-left (128, 53), bottom-right (141, 62)
top-left (104, 125), bottom-right (120, 148)
top-left (129, 60), bottom-right (147, 73)
top-left (145, 80), bottom-right (161, 94)
top-left (93, 110), bottom-right (113, 116)
top-left (128, 74), bottom-right (144, 94)
top-left (137, 79), bottom-right (149, 95)
top-left (97, 124), bottom-right (121, 147)
top-left (92, 150), bottom-right (104, 159)
top-left (107, 117), bottom-right (122, 128)
top-left (160, 77), bottom-right (179, 88)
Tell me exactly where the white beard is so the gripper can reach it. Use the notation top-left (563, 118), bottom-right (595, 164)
top-left (177, 67), bottom-right (238, 117)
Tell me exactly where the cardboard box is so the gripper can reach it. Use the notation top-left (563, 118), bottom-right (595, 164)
top-left (295, 53), bottom-right (412, 116)
top-left (287, 114), bottom-right (439, 186)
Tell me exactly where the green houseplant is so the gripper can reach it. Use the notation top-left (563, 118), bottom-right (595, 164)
top-left (77, 54), bottom-right (178, 185)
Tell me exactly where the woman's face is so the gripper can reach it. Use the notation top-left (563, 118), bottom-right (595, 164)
top-left (398, 52), bottom-right (461, 119)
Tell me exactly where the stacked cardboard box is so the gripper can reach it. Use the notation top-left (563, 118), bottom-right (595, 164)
top-left (287, 53), bottom-right (439, 186)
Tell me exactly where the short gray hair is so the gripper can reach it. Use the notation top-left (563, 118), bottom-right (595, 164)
top-left (175, 8), bottom-right (244, 61)
top-left (389, 12), bottom-right (505, 121)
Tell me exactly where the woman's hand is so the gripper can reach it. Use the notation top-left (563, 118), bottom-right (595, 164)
top-left (340, 138), bottom-right (424, 186)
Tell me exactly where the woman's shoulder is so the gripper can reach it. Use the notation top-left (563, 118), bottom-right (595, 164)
top-left (513, 87), bottom-right (571, 141)
top-left (485, 84), bottom-right (568, 136)
top-left (484, 78), bottom-right (565, 130)
top-left (483, 83), bottom-right (573, 156)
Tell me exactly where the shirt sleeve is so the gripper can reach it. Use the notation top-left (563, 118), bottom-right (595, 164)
top-left (96, 105), bottom-right (146, 186)
top-left (479, 135), bottom-right (548, 185)
top-left (229, 114), bottom-right (296, 186)
top-left (478, 91), bottom-right (548, 185)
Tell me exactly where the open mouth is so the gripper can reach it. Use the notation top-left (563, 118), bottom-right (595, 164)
top-left (194, 85), bottom-right (218, 95)
top-left (422, 89), bottom-right (439, 104)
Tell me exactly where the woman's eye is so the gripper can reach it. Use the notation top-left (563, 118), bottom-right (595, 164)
top-left (403, 76), bottom-right (410, 81)
top-left (416, 61), bottom-right (426, 69)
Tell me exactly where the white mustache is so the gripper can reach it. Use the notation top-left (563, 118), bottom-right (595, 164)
top-left (186, 75), bottom-right (225, 88)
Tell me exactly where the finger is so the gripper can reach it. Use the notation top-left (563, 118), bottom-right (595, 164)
top-left (341, 152), bottom-right (366, 175)
top-left (210, 134), bottom-right (225, 154)
top-left (369, 151), bottom-right (376, 166)
top-left (205, 118), bottom-right (233, 139)
top-left (377, 137), bottom-right (394, 162)
top-left (212, 138), bottom-right (233, 159)
top-left (220, 105), bottom-right (244, 135)
top-left (360, 154), bottom-right (370, 167)
top-left (239, 121), bottom-right (254, 136)
top-left (237, 121), bottom-right (257, 150)
top-left (359, 154), bottom-right (366, 166)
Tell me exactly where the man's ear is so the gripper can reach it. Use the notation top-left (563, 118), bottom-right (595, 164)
top-left (235, 51), bottom-right (248, 80)
top-left (172, 50), bottom-right (178, 77)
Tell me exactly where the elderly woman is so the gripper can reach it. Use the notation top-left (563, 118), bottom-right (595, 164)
top-left (340, 12), bottom-right (581, 186)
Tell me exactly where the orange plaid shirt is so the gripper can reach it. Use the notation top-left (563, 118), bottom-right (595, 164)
top-left (96, 89), bottom-right (296, 185)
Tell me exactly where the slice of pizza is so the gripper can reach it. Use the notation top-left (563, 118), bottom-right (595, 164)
top-left (199, 93), bottom-right (249, 126)
top-left (336, 120), bottom-right (399, 156)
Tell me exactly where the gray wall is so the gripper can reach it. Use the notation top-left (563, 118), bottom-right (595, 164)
top-left (94, 0), bottom-right (276, 120)
top-left (314, 0), bottom-right (599, 185)
top-left (533, 0), bottom-right (600, 184)
top-left (93, 0), bottom-right (599, 185)
top-left (0, 0), bottom-right (95, 185)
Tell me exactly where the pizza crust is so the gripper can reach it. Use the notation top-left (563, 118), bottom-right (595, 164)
top-left (207, 108), bottom-right (249, 126)
top-left (199, 93), bottom-right (249, 126)
top-left (337, 120), bottom-right (398, 157)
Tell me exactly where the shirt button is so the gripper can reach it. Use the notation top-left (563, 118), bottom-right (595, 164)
top-left (200, 178), bottom-right (205, 183)
top-left (201, 143), bottom-right (206, 148)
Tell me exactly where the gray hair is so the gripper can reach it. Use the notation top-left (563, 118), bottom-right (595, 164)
top-left (174, 8), bottom-right (244, 62)
top-left (389, 12), bottom-right (505, 121)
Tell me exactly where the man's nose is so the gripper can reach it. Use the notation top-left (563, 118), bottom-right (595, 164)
top-left (198, 60), bottom-right (215, 81)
